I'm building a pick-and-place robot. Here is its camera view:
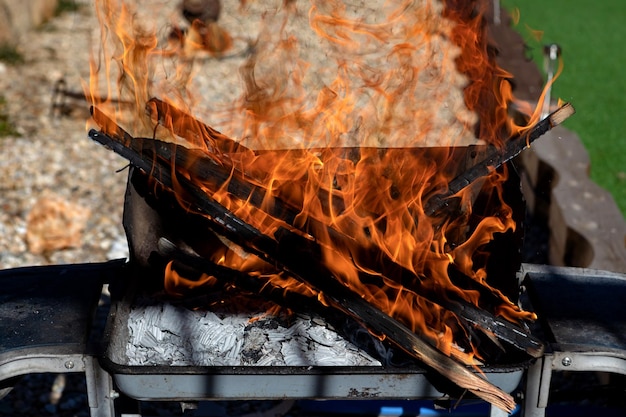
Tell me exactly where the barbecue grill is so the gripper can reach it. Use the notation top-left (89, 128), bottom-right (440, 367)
top-left (0, 69), bottom-right (620, 417)
top-left (3, 1), bottom-right (626, 415)
top-left (3, 163), bottom-right (626, 417)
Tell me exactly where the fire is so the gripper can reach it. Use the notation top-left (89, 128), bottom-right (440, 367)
top-left (164, 261), bottom-right (217, 297)
top-left (89, 0), bottom-right (543, 364)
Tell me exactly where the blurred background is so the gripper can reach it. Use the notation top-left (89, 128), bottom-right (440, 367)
top-left (503, 0), bottom-right (626, 217)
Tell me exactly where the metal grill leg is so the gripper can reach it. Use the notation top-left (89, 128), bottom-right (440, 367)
top-left (523, 356), bottom-right (552, 417)
top-left (85, 357), bottom-right (116, 417)
top-left (489, 405), bottom-right (510, 417)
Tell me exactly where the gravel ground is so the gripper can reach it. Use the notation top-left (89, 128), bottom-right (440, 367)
top-left (0, 1), bottom-right (129, 269)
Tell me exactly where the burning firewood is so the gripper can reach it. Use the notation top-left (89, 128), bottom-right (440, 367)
top-left (91, 105), bottom-right (545, 359)
top-left (87, 105), bottom-right (573, 412)
top-left (85, 0), bottom-right (577, 412)
top-left (424, 103), bottom-right (575, 217)
top-left (90, 124), bottom-right (521, 409)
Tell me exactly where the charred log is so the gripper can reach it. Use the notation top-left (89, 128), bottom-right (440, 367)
top-left (88, 122), bottom-right (516, 412)
top-left (423, 103), bottom-right (575, 217)
top-left (90, 106), bottom-right (542, 358)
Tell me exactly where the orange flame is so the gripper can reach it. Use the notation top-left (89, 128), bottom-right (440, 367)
top-left (90, 0), bottom-right (544, 363)
top-left (164, 261), bottom-right (217, 297)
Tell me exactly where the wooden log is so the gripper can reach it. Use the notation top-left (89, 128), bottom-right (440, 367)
top-left (145, 97), bottom-right (248, 155)
top-left (145, 97), bottom-right (348, 217)
top-left (161, 229), bottom-right (518, 412)
top-left (88, 126), bottom-right (516, 412)
top-left (146, 98), bottom-right (573, 223)
top-left (90, 106), bottom-right (542, 357)
top-left (423, 103), bottom-right (575, 216)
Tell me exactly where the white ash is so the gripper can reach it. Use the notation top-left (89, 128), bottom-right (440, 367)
top-left (125, 300), bottom-right (384, 367)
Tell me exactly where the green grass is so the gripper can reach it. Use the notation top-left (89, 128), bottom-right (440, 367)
top-left (502, 0), bottom-right (626, 218)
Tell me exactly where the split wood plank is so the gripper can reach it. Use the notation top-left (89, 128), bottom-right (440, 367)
top-left (423, 103), bottom-right (575, 216)
top-left (88, 122), bottom-right (516, 412)
top-left (90, 106), bottom-right (543, 357)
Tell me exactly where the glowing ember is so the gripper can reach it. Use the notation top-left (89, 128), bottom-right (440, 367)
top-left (88, 0), bottom-right (544, 369)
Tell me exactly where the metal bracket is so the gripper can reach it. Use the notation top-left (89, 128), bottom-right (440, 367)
top-left (521, 264), bottom-right (626, 416)
top-left (85, 356), bottom-right (116, 417)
